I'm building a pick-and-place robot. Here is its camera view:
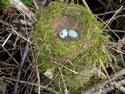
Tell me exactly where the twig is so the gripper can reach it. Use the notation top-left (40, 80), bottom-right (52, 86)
top-left (13, 35), bottom-right (19, 48)
top-left (2, 76), bottom-right (58, 94)
top-left (13, 42), bottom-right (30, 94)
top-left (98, 6), bottom-right (123, 41)
top-left (101, 80), bottom-right (125, 94)
top-left (33, 0), bottom-right (39, 10)
top-left (81, 0), bottom-right (92, 13)
top-left (81, 68), bottom-right (125, 94)
top-left (53, 61), bottom-right (79, 74)
top-left (8, 0), bottom-right (36, 22)
top-left (7, 0), bottom-right (46, 93)
top-left (95, 8), bottom-right (125, 16)
top-left (113, 81), bottom-right (125, 93)
top-left (33, 55), bottom-right (41, 94)
top-left (19, 19), bottom-right (33, 26)
top-left (11, 25), bottom-right (32, 44)
top-left (2, 33), bottom-right (12, 47)
top-left (106, 29), bottom-right (125, 33)
top-left (94, 80), bottom-right (125, 94)
top-left (109, 47), bottom-right (125, 54)
top-left (105, 6), bottom-right (123, 26)
top-left (1, 46), bottom-right (19, 65)
top-left (60, 67), bottom-right (69, 94)
top-left (118, 37), bottom-right (125, 66)
top-left (0, 20), bottom-right (10, 26)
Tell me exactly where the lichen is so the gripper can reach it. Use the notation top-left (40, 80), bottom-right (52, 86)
top-left (32, 2), bottom-right (109, 93)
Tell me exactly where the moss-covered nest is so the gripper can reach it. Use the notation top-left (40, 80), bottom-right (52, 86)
top-left (32, 2), bottom-right (110, 93)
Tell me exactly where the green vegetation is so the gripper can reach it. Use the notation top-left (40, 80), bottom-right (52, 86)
top-left (0, 0), bottom-right (9, 7)
top-left (32, 2), bottom-right (110, 93)
top-left (0, 0), bottom-right (33, 7)
top-left (21, 0), bottom-right (33, 6)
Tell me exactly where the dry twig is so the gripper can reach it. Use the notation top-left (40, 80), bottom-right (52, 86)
top-left (13, 43), bottom-right (30, 94)
top-left (81, 68), bottom-right (125, 94)
top-left (1, 76), bottom-right (58, 94)
top-left (8, 0), bottom-right (36, 22)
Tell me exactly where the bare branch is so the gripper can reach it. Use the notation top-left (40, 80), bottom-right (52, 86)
top-left (8, 0), bottom-right (36, 22)
top-left (81, 68), bottom-right (125, 94)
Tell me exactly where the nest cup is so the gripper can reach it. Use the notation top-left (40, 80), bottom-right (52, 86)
top-left (50, 14), bottom-right (87, 62)
top-left (52, 16), bottom-right (83, 40)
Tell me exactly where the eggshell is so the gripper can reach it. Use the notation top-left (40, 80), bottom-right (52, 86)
top-left (59, 29), bottom-right (68, 39)
top-left (68, 29), bottom-right (78, 38)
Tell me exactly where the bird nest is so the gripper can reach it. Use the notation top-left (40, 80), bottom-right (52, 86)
top-left (32, 2), bottom-right (109, 92)
top-left (32, 1), bottom-right (109, 63)
top-left (33, 2), bottom-right (93, 62)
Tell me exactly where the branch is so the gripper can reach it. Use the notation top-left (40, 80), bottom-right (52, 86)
top-left (8, 0), bottom-right (36, 22)
top-left (81, 68), bottom-right (125, 94)
top-left (13, 43), bottom-right (30, 94)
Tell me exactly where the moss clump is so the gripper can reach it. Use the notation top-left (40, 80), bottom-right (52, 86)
top-left (0, 0), bottom-right (9, 8)
top-left (32, 2), bottom-right (109, 93)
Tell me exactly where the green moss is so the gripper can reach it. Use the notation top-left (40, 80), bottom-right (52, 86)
top-left (21, 0), bottom-right (33, 6)
top-left (32, 2), bottom-right (109, 93)
top-left (0, 0), bottom-right (9, 7)
top-left (0, 0), bottom-right (33, 7)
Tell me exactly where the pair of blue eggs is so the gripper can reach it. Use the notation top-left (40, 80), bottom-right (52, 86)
top-left (59, 28), bottom-right (79, 39)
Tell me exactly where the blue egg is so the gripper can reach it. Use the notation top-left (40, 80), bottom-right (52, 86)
top-left (59, 29), bottom-right (68, 39)
top-left (68, 29), bottom-right (78, 38)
